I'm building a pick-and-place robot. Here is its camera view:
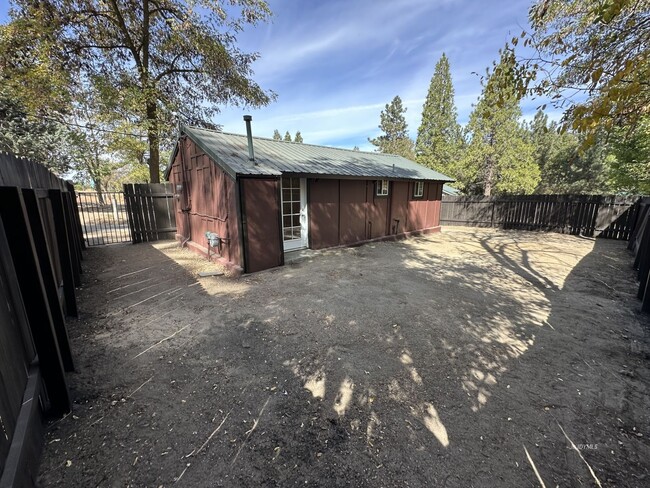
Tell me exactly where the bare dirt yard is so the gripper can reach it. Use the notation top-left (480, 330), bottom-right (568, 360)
top-left (38, 227), bottom-right (650, 487)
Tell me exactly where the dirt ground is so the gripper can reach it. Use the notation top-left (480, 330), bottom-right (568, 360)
top-left (38, 227), bottom-right (650, 487)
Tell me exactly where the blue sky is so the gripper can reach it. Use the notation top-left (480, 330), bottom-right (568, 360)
top-left (0, 0), bottom-right (557, 150)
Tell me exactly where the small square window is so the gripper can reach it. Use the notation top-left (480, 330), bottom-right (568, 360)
top-left (376, 180), bottom-right (389, 196)
top-left (413, 181), bottom-right (424, 198)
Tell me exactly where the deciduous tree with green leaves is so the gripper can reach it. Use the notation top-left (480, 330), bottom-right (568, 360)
top-left (512, 0), bottom-right (649, 138)
top-left (609, 116), bottom-right (650, 194)
top-left (461, 51), bottom-right (539, 195)
top-left (369, 95), bottom-right (415, 160)
top-left (283, 131), bottom-right (292, 142)
top-left (294, 131), bottom-right (303, 143)
top-left (0, 87), bottom-right (77, 173)
top-left (3, 0), bottom-right (275, 183)
top-left (416, 53), bottom-right (463, 176)
top-left (272, 129), bottom-right (281, 140)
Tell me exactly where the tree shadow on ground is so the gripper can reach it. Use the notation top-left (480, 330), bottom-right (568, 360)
top-left (38, 230), bottom-right (650, 487)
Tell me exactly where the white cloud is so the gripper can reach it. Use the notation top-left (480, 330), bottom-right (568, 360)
top-left (212, 0), bottom-right (557, 149)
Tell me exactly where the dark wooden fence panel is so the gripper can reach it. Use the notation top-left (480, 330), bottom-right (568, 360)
top-left (629, 199), bottom-right (650, 312)
top-left (124, 183), bottom-right (176, 243)
top-left (441, 194), bottom-right (642, 240)
top-left (0, 152), bottom-right (82, 487)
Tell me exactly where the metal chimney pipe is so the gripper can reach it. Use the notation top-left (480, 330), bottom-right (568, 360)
top-left (243, 115), bottom-right (255, 161)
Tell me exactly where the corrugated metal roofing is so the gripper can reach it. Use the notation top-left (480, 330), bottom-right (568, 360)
top-left (443, 184), bottom-right (461, 195)
top-left (181, 125), bottom-right (454, 182)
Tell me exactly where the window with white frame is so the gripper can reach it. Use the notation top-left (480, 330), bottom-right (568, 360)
top-left (376, 179), bottom-right (389, 196)
top-left (413, 181), bottom-right (424, 198)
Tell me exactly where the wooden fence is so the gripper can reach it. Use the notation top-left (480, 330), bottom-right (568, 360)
top-left (441, 194), bottom-right (642, 240)
top-left (123, 183), bottom-right (176, 244)
top-left (628, 198), bottom-right (650, 312)
top-left (0, 152), bottom-right (82, 487)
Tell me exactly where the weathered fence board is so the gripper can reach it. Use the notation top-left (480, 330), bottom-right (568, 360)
top-left (49, 190), bottom-right (78, 317)
top-left (0, 188), bottom-right (72, 417)
top-left (0, 152), bottom-right (82, 486)
top-left (632, 200), bottom-right (650, 310)
top-left (441, 194), bottom-right (642, 239)
top-left (123, 183), bottom-right (176, 243)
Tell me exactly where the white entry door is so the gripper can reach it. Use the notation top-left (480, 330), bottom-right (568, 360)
top-left (281, 177), bottom-right (308, 251)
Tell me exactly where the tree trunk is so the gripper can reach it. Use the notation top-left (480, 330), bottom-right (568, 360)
top-left (94, 178), bottom-right (105, 205)
top-left (146, 100), bottom-right (160, 183)
top-left (484, 155), bottom-right (494, 196)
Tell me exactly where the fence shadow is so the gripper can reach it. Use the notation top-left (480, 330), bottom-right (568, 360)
top-left (37, 228), bottom-right (650, 486)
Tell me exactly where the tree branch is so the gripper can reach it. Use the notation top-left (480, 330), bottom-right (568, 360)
top-left (105, 0), bottom-right (143, 73)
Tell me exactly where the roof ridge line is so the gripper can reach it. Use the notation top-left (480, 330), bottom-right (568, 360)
top-left (184, 125), bottom-right (402, 158)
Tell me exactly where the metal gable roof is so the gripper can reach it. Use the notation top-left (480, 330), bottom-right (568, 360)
top-left (181, 125), bottom-right (454, 182)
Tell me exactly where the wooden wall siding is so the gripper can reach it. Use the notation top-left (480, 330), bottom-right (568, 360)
top-left (339, 180), bottom-right (367, 245)
top-left (168, 138), bottom-right (241, 267)
top-left (240, 178), bottom-right (283, 273)
top-left (0, 152), bottom-right (82, 486)
top-left (309, 179), bottom-right (444, 251)
top-left (440, 194), bottom-right (642, 240)
top-left (308, 179), bottom-right (340, 249)
top-left (390, 182), bottom-right (409, 235)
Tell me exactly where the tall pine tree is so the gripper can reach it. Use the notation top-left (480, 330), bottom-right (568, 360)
top-left (294, 131), bottom-right (303, 143)
top-left (416, 53), bottom-right (462, 176)
top-left (369, 95), bottom-right (415, 159)
top-left (460, 51), bottom-right (539, 195)
top-left (283, 131), bottom-right (292, 142)
top-left (272, 129), bottom-right (281, 140)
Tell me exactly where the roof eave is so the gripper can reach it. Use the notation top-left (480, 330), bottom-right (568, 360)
top-left (164, 143), bottom-right (179, 181)
top-left (181, 125), bottom-right (239, 179)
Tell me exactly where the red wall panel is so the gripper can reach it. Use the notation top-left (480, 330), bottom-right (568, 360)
top-left (241, 178), bottom-right (283, 273)
top-left (308, 179), bottom-right (340, 250)
top-left (424, 182), bottom-right (440, 228)
top-left (339, 180), bottom-right (367, 245)
top-left (308, 178), bottom-right (444, 251)
top-left (390, 181), bottom-right (409, 235)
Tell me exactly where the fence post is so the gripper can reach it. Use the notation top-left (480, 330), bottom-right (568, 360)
top-left (111, 195), bottom-right (119, 221)
top-left (123, 184), bottom-right (138, 243)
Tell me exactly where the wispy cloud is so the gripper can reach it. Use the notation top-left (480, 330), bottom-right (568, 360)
top-left (209, 0), bottom-right (554, 147)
